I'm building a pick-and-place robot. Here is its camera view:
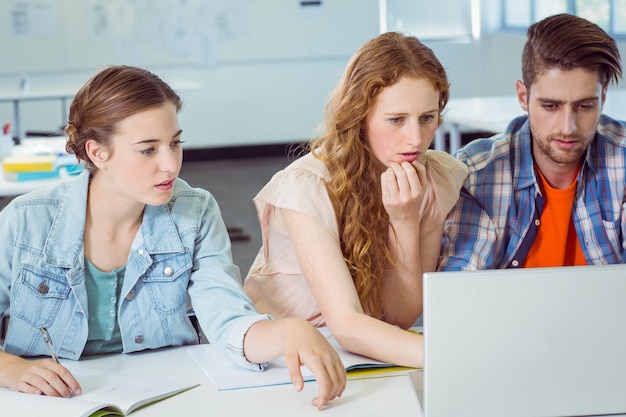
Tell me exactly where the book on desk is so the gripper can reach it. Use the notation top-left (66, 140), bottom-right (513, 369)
top-left (188, 327), bottom-right (418, 391)
top-left (0, 364), bottom-right (198, 417)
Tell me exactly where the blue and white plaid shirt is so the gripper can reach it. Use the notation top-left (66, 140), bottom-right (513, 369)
top-left (439, 114), bottom-right (626, 271)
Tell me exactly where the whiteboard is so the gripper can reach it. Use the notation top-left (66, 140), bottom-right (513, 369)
top-left (0, 0), bottom-right (378, 75)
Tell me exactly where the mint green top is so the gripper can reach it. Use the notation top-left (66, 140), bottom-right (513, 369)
top-left (82, 258), bottom-right (125, 356)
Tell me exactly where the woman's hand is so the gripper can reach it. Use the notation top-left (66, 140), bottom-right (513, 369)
top-left (1, 354), bottom-right (82, 397)
top-left (281, 318), bottom-right (346, 410)
top-left (381, 161), bottom-right (426, 224)
top-left (244, 317), bottom-right (346, 410)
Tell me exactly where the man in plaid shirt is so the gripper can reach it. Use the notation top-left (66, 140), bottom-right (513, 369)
top-left (439, 13), bottom-right (625, 271)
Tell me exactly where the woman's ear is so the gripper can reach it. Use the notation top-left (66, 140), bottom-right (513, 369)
top-left (85, 139), bottom-right (109, 169)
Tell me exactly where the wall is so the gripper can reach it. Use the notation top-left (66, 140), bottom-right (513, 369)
top-left (1, 0), bottom-right (625, 149)
top-left (0, 0), bottom-right (379, 148)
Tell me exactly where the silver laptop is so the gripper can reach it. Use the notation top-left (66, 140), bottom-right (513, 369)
top-left (412, 264), bottom-right (626, 417)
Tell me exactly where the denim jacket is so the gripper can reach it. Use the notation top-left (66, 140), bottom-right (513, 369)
top-left (0, 171), bottom-right (268, 370)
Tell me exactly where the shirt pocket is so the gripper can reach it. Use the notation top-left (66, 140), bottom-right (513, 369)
top-left (12, 265), bottom-right (71, 326)
top-left (141, 253), bottom-right (192, 314)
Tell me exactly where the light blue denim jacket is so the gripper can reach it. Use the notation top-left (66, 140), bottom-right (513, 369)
top-left (0, 171), bottom-right (269, 370)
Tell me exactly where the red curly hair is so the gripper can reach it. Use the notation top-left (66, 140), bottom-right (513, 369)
top-left (309, 32), bottom-right (449, 319)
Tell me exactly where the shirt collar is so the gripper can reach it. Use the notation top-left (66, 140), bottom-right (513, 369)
top-left (44, 172), bottom-right (185, 268)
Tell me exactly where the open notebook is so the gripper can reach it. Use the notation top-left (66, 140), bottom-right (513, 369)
top-left (0, 364), bottom-right (198, 417)
top-left (189, 326), bottom-right (417, 390)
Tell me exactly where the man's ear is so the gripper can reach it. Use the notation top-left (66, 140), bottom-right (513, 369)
top-left (516, 80), bottom-right (529, 112)
top-left (85, 139), bottom-right (109, 169)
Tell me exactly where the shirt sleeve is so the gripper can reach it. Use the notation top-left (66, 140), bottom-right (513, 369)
top-left (255, 162), bottom-right (338, 239)
top-left (0, 201), bottom-right (16, 334)
top-left (437, 146), bottom-right (504, 272)
top-left (187, 190), bottom-right (271, 371)
top-left (438, 185), bottom-right (501, 271)
top-left (420, 150), bottom-right (469, 235)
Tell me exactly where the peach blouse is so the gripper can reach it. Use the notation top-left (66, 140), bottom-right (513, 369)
top-left (244, 151), bottom-right (468, 326)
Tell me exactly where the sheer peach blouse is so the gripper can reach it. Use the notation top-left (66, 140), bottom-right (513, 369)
top-left (244, 151), bottom-right (468, 327)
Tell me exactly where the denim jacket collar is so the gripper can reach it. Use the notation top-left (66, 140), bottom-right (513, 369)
top-left (139, 203), bottom-right (185, 254)
top-left (43, 172), bottom-right (185, 269)
top-left (44, 171), bottom-right (89, 268)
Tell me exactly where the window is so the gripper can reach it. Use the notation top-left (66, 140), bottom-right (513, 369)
top-left (380, 0), bottom-right (481, 41)
top-left (502, 0), bottom-right (626, 38)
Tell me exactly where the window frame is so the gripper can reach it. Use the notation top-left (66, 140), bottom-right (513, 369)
top-left (501, 0), bottom-right (626, 39)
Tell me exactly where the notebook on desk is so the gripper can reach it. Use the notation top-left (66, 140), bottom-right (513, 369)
top-left (413, 264), bottom-right (626, 417)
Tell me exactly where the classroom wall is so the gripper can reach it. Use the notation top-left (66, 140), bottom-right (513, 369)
top-left (1, 0), bottom-right (625, 149)
top-left (0, 0), bottom-right (379, 148)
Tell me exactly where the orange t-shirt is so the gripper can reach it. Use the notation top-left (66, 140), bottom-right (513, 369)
top-left (522, 168), bottom-right (587, 267)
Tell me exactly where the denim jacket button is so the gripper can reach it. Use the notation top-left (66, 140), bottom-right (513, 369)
top-left (126, 290), bottom-right (135, 301)
top-left (135, 336), bottom-right (144, 343)
top-left (164, 266), bottom-right (174, 277)
top-left (38, 284), bottom-right (49, 295)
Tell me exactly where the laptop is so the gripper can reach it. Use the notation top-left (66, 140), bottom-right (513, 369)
top-left (412, 264), bottom-right (626, 417)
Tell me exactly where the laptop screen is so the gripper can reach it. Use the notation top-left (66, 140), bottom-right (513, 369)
top-left (421, 264), bottom-right (626, 417)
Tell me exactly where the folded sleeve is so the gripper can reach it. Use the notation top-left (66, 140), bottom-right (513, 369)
top-left (254, 156), bottom-right (339, 257)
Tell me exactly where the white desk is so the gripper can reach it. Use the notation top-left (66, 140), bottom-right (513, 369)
top-left (0, 79), bottom-right (201, 139)
top-left (3, 346), bottom-right (622, 417)
top-left (436, 88), bottom-right (626, 155)
top-left (0, 346), bottom-right (423, 417)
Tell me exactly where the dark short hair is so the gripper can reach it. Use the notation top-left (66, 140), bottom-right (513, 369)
top-left (522, 13), bottom-right (622, 88)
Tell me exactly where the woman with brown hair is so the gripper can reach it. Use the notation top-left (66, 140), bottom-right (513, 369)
top-left (0, 65), bottom-right (345, 410)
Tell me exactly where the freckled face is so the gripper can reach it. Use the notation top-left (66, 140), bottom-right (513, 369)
top-left (97, 102), bottom-right (183, 206)
top-left (366, 77), bottom-right (441, 167)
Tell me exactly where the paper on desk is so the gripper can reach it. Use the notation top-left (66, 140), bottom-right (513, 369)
top-left (187, 344), bottom-right (316, 390)
top-left (67, 365), bottom-right (198, 414)
top-left (189, 327), bottom-right (417, 391)
top-left (0, 363), bottom-right (198, 417)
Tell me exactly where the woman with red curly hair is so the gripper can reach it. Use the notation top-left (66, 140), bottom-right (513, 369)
top-left (245, 32), bottom-right (468, 368)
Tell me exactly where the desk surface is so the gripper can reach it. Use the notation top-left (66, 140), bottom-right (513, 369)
top-left (1, 346), bottom-right (423, 417)
top-left (444, 87), bottom-right (626, 135)
top-left (5, 345), bottom-right (621, 417)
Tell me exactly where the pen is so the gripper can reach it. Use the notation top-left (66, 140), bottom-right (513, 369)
top-left (39, 327), bottom-right (60, 364)
top-left (2, 122), bottom-right (9, 135)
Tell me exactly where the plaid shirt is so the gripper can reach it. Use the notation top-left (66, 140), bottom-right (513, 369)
top-left (439, 114), bottom-right (626, 271)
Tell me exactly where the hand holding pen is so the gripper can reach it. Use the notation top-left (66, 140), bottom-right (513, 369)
top-left (29, 327), bottom-right (81, 397)
top-left (0, 328), bottom-right (81, 396)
